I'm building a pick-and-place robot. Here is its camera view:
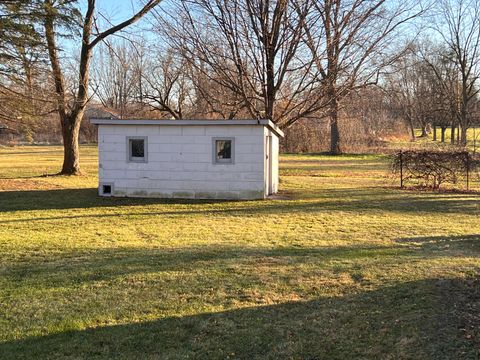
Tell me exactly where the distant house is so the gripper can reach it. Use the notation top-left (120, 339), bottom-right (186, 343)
top-left (80, 104), bottom-right (121, 143)
top-left (84, 104), bottom-right (120, 120)
top-left (91, 119), bottom-right (284, 200)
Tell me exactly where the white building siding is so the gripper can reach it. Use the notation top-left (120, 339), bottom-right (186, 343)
top-left (270, 130), bottom-right (280, 193)
top-left (262, 126), bottom-right (280, 195)
top-left (98, 124), bottom-right (270, 199)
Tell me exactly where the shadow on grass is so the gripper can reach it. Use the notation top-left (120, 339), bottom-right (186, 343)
top-left (2, 244), bottom-right (411, 290)
top-left (0, 186), bottom-right (478, 217)
top-left (3, 235), bottom-right (478, 301)
top-left (0, 188), bottom-right (233, 213)
top-left (0, 173), bottom-right (56, 180)
top-left (0, 277), bottom-right (477, 360)
top-left (282, 152), bottom-right (385, 158)
top-left (396, 234), bottom-right (480, 253)
top-left (1, 238), bottom-right (478, 358)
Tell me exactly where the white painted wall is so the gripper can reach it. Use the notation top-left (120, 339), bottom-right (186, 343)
top-left (270, 129), bottom-right (280, 194)
top-left (98, 124), bottom-right (279, 200)
top-left (263, 127), bottom-right (280, 195)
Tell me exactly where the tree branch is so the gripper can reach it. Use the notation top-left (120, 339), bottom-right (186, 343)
top-left (89, 0), bottom-right (162, 49)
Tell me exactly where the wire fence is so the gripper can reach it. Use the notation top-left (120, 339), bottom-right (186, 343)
top-left (392, 150), bottom-right (479, 190)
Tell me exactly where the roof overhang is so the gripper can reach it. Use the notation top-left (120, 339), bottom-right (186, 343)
top-left (90, 118), bottom-right (284, 138)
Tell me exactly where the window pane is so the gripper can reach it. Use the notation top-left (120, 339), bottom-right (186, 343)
top-left (130, 139), bottom-right (144, 158)
top-left (216, 140), bottom-right (231, 160)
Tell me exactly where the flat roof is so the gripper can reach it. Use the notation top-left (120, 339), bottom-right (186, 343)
top-left (90, 118), bottom-right (284, 138)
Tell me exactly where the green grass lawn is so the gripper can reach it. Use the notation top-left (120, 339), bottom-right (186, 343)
top-left (0, 146), bottom-right (479, 359)
top-left (408, 127), bottom-right (480, 152)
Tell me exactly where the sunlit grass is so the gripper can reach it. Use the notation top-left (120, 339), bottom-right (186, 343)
top-left (394, 127), bottom-right (480, 152)
top-left (0, 146), bottom-right (479, 359)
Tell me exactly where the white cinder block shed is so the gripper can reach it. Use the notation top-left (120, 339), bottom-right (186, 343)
top-left (91, 119), bottom-right (284, 200)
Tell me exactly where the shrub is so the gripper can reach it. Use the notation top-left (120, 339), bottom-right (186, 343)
top-left (391, 150), bottom-right (477, 190)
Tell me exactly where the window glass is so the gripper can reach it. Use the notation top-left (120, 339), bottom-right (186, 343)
top-left (216, 140), bottom-right (232, 161)
top-left (128, 137), bottom-right (147, 162)
top-left (130, 139), bottom-right (145, 159)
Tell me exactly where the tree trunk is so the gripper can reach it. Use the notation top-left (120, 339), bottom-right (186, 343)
top-left (43, 0), bottom-right (161, 175)
top-left (460, 98), bottom-right (468, 146)
top-left (60, 113), bottom-right (82, 174)
top-left (450, 124), bottom-right (456, 144)
top-left (433, 124), bottom-right (437, 141)
top-left (57, 3), bottom-right (94, 175)
top-left (420, 123), bottom-right (429, 137)
top-left (460, 126), bottom-right (468, 146)
top-left (329, 97), bottom-right (341, 154)
top-left (441, 127), bottom-right (446, 142)
top-left (407, 117), bottom-right (415, 141)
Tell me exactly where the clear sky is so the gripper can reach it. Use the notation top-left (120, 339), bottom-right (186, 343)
top-left (62, 0), bottom-right (160, 54)
top-left (79, 0), bottom-right (143, 22)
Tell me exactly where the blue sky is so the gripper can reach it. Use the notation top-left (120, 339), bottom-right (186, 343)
top-left (78, 0), bottom-right (149, 25)
top-left (62, 0), bottom-right (160, 54)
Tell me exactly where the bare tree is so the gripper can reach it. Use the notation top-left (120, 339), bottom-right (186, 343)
top-left (385, 44), bottom-right (448, 141)
top-left (142, 47), bottom-right (194, 119)
top-left (426, 0), bottom-right (480, 146)
top-left (156, 0), bottom-right (326, 126)
top-left (92, 40), bottom-right (141, 118)
top-left (42, 0), bottom-right (162, 175)
top-left (421, 45), bottom-right (468, 143)
top-left (304, 0), bottom-right (425, 154)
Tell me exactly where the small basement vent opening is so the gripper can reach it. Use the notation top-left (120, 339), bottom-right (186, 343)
top-left (100, 183), bottom-right (114, 196)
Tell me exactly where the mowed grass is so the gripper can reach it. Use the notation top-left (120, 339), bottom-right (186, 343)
top-left (406, 127), bottom-right (480, 151)
top-left (0, 146), bottom-right (479, 359)
top-left (424, 127), bottom-right (480, 150)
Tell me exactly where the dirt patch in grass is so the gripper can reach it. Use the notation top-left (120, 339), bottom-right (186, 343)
top-left (0, 179), bottom-right (63, 191)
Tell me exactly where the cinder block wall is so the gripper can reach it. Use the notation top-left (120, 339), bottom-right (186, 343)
top-left (98, 124), bottom-right (266, 199)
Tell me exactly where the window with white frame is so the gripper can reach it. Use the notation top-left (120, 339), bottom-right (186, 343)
top-left (213, 138), bottom-right (234, 164)
top-left (127, 137), bottom-right (147, 163)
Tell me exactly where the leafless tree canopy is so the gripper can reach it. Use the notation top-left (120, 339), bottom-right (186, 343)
top-left (153, 0), bottom-right (328, 126)
top-left (3, 0), bottom-right (480, 167)
top-left (424, 0), bottom-right (480, 145)
top-left (150, 0), bottom-right (424, 153)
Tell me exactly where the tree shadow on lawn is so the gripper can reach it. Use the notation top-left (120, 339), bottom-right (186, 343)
top-left (2, 244), bottom-right (412, 290)
top-left (396, 234), bottom-right (480, 254)
top-left (0, 277), bottom-right (478, 360)
top-left (3, 234), bottom-right (478, 299)
top-left (0, 188), bottom-right (233, 213)
top-left (0, 186), bottom-right (478, 216)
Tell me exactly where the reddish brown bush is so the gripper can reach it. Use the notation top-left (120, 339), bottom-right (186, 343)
top-left (392, 150), bottom-right (478, 190)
